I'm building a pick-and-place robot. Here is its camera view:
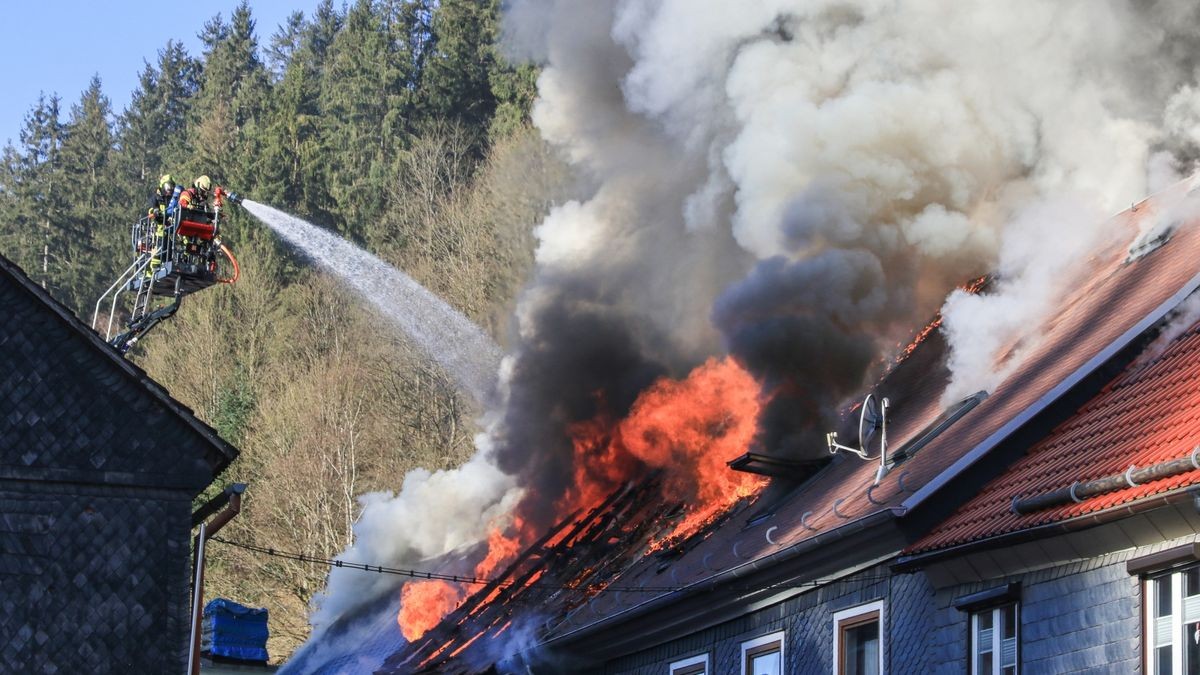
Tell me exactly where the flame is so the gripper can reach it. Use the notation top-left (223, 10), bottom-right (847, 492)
top-left (897, 316), bottom-right (943, 362)
top-left (619, 357), bottom-right (764, 541)
top-left (895, 275), bottom-right (988, 362)
top-left (397, 580), bottom-right (465, 642)
top-left (395, 357), bottom-right (765, 647)
top-left (551, 357), bottom-right (764, 541)
top-left (474, 518), bottom-right (525, 580)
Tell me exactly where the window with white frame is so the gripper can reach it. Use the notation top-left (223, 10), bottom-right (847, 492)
top-left (669, 653), bottom-right (709, 675)
top-left (833, 600), bottom-right (884, 675)
top-left (741, 631), bottom-right (785, 675)
top-left (1145, 564), bottom-right (1200, 674)
top-left (970, 602), bottom-right (1018, 675)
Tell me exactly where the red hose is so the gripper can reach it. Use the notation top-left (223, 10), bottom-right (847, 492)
top-left (218, 243), bottom-right (240, 284)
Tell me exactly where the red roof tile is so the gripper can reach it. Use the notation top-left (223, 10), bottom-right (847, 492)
top-left (907, 320), bottom-right (1200, 555)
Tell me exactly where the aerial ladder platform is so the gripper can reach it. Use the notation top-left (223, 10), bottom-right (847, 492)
top-left (92, 198), bottom-right (240, 354)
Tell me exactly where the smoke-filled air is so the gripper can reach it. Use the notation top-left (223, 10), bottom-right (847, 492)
top-left (287, 0), bottom-right (1200, 669)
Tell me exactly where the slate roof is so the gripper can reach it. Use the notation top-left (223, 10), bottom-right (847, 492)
top-left (0, 252), bottom-right (237, 492)
top-left (905, 318), bottom-right (1200, 555)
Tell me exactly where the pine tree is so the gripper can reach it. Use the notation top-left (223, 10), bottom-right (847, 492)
top-left (266, 11), bottom-right (306, 82)
top-left (320, 0), bottom-right (404, 239)
top-left (259, 6), bottom-right (340, 220)
top-left (60, 75), bottom-right (121, 309)
top-left (190, 2), bottom-right (269, 189)
top-left (418, 0), bottom-right (499, 147)
top-left (13, 95), bottom-right (69, 297)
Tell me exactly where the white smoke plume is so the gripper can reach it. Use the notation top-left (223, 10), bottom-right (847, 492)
top-left (308, 447), bottom-right (522, 633)
top-left (506, 0), bottom-right (1200, 412)
top-left (299, 0), bottom-right (1200, 663)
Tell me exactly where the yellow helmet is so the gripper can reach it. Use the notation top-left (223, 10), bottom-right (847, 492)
top-left (195, 175), bottom-right (213, 192)
top-left (159, 174), bottom-right (176, 190)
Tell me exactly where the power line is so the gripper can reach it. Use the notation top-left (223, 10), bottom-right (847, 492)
top-left (211, 535), bottom-right (892, 596)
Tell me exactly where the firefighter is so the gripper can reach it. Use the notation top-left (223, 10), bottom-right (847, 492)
top-left (144, 174), bottom-right (177, 280)
top-left (176, 175), bottom-right (242, 213)
top-left (146, 174), bottom-right (176, 224)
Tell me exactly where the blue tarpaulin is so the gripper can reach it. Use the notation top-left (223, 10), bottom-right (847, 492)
top-left (202, 598), bottom-right (270, 663)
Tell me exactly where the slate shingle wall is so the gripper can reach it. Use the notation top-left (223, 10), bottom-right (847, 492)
top-left (0, 480), bottom-right (193, 673)
top-left (0, 255), bottom-right (231, 673)
top-left (593, 552), bottom-right (1147, 675)
top-left (927, 556), bottom-right (1143, 675)
top-left (595, 565), bottom-right (935, 675)
top-left (0, 267), bottom-right (214, 491)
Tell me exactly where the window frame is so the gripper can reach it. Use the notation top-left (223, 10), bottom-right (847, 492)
top-left (832, 600), bottom-right (885, 675)
top-left (1142, 563), bottom-right (1200, 674)
top-left (741, 630), bottom-right (785, 675)
top-left (669, 653), bottom-right (709, 675)
top-left (968, 601), bottom-right (1019, 675)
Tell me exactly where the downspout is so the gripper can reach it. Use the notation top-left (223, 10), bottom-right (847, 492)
top-left (187, 483), bottom-right (247, 675)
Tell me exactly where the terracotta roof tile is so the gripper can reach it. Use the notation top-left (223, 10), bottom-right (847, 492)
top-left (907, 324), bottom-right (1200, 555)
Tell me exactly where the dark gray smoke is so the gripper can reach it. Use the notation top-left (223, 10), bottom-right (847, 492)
top-left (490, 283), bottom-right (669, 530)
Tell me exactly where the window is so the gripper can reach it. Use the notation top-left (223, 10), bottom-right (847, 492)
top-left (1145, 564), bottom-right (1200, 674)
top-left (970, 603), bottom-right (1018, 675)
top-left (741, 631), bottom-right (784, 675)
top-left (670, 653), bottom-right (709, 675)
top-left (833, 601), bottom-right (884, 675)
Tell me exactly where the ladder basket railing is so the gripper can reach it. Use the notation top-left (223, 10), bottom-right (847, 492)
top-left (92, 216), bottom-right (171, 340)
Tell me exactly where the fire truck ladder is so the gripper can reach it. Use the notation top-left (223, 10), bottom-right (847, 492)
top-left (91, 216), bottom-right (184, 353)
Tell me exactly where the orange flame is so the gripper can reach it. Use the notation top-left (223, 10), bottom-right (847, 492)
top-left (619, 357), bottom-right (764, 541)
top-left (552, 357), bottom-right (764, 539)
top-left (397, 580), bottom-right (465, 642)
top-left (395, 357), bottom-right (765, 645)
top-left (474, 519), bottom-right (525, 580)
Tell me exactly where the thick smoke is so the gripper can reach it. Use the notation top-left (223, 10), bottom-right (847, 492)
top-left (499, 0), bottom-right (1200, 462)
top-left (308, 450), bottom-right (521, 634)
top-left (305, 0), bottom-right (1200, 657)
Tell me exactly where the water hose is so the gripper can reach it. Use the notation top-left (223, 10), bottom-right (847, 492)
top-left (218, 243), bottom-right (240, 284)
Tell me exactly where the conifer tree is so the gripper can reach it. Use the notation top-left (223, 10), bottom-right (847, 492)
top-left (59, 76), bottom-right (119, 308)
top-left (13, 95), bottom-right (69, 296)
top-left (419, 0), bottom-right (499, 147)
top-left (190, 2), bottom-right (269, 189)
top-left (320, 0), bottom-right (401, 238)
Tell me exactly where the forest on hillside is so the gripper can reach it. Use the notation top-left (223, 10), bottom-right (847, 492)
top-left (0, 0), bottom-right (571, 658)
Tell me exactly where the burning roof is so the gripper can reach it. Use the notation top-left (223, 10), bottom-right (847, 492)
top-left (350, 177), bottom-right (1200, 672)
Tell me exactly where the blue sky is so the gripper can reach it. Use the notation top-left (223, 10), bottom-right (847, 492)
top-left (0, 1), bottom-right (325, 146)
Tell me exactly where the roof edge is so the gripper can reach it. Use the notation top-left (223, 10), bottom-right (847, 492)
top-left (900, 266), bottom-right (1200, 514)
top-left (541, 507), bottom-right (902, 651)
top-left (893, 484), bottom-right (1200, 571)
top-left (0, 254), bottom-right (238, 479)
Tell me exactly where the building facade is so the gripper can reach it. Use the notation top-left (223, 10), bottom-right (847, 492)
top-left (0, 254), bottom-right (237, 672)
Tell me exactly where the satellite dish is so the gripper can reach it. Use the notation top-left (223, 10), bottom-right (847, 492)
top-left (827, 393), bottom-right (890, 484)
top-left (860, 394), bottom-right (882, 450)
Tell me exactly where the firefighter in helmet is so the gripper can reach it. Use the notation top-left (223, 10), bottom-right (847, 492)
top-left (144, 174), bottom-right (177, 279)
top-left (147, 174), bottom-right (176, 224)
top-left (175, 175), bottom-right (242, 213)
